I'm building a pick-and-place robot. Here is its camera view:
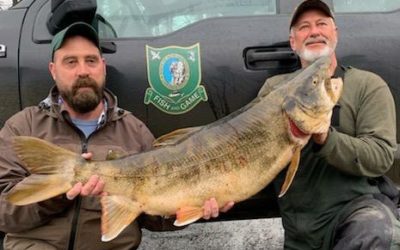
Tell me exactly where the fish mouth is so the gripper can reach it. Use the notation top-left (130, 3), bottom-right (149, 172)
top-left (288, 117), bottom-right (310, 139)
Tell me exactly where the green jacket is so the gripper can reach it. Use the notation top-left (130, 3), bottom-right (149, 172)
top-left (258, 66), bottom-right (397, 249)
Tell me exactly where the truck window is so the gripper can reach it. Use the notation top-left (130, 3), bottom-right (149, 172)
top-left (96, 0), bottom-right (276, 38)
top-left (333, 0), bottom-right (400, 12)
top-left (0, 0), bottom-right (17, 10)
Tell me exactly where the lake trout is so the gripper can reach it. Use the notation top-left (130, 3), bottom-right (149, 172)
top-left (6, 56), bottom-right (342, 241)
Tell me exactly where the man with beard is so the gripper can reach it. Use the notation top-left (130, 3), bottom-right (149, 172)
top-left (258, 0), bottom-right (399, 249)
top-left (0, 22), bottom-right (232, 250)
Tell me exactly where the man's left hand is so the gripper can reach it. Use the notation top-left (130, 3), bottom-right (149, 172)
top-left (202, 197), bottom-right (234, 220)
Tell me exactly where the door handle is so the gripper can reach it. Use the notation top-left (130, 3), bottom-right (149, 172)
top-left (244, 44), bottom-right (299, 71)
top-left (247, 50), bottom-right (296, 63)
top-left (0, 44), bottom-right (6, 58)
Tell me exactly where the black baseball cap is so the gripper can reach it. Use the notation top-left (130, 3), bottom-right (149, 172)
top-left (290, 0), bottom-right (334, 29)
top-left (51, 22), bottom-right (100, 60)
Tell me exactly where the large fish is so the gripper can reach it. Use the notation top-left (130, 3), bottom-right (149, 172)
top-left (6, 56), bottom-right (342, 241)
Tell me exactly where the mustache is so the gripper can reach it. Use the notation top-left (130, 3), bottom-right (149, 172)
top-left (72, 77), bottom-right (98, 93)
top-left (304, 37), bottom-right (328, 46)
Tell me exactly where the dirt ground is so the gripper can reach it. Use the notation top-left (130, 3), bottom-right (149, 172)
top-left (139, 218), bottom-right (284, 250)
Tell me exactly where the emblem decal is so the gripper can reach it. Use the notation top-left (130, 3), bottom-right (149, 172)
top-left (144, 43), bottom-right (208, 114)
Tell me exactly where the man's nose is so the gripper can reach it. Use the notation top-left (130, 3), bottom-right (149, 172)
top-left (309, 24), bottom-right (321, 37)
top-left (76, 61), bottom-right (90, 77)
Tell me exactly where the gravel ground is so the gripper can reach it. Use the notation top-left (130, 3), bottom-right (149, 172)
top-left (139, 218), bottom-right (284, 250)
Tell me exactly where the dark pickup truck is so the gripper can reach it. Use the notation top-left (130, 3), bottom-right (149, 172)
top-left (0, 0), bottom-right (399, 245)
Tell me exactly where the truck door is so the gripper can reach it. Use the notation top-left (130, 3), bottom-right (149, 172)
top-left (94, 0), bottom-right (300, 138)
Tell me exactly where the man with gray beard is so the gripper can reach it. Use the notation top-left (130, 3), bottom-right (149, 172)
top-left (258, 0), bottom-right (399, 249)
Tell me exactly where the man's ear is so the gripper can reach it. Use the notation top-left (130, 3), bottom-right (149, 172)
top-left (49, 62), bottom-right (56, 81)
top-left (289, 35), bottom-right (296, 52)
top-left (102, 58), bottom-right (106, 75)
top-left (335, 26), bottom-right (339, 39)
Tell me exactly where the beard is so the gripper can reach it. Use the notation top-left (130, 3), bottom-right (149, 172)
top-left (297, 37), bottom-right (337, 63)
top-left (60, 77), bottom-right (104, 114)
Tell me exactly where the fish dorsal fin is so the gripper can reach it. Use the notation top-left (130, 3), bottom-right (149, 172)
top-left (174, 206), bottom-right (204, 226)
top-left (278, 146), bottom-right (301, 197)
top-left (100, 195), bottom-right (142, 242)
top-left (153, 126), bottom-right (203, 147)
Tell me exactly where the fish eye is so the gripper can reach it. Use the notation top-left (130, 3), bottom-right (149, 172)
top-left (312, 77), bottom-right (318, 85)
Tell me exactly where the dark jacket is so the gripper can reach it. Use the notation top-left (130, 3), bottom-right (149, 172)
top-left (0, 87), bottom-right (156, 250)
top-left (258, 66), bottom-right (397, 249)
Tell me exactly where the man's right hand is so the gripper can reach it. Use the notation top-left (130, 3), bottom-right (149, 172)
top-left (66, 152), bottom-right (106, 200)
top-left (66, 175), bottom-right (105, 200)
top-left (312, 131), bottom-right (329, 145)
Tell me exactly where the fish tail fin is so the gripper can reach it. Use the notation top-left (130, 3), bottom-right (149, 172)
top-left (6, 136), bottom-right (79, 205)
top-left (174, 206), bottom-right (204, 226)
top-left (100, 196), bottom-right (142, 242)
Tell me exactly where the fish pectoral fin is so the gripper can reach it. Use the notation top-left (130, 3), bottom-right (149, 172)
top-left (278, 146), bottom-right (301, 198)
top-left (100, 195), bottom-right (142, 242)
top-left (327, 78), bottom-right (343, 103)
top-left (174, 206), bottom-right (204, 227)
top-left (153, 126), bottom-right (203, 147)
top-left (6, 175), bottom-right (72, 205)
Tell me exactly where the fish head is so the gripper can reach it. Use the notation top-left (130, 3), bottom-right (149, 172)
top-left (282, 56), bottom-right (343, 146)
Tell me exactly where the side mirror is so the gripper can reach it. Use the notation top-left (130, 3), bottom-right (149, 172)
top-left (47, 0), bottom-right (97, 35)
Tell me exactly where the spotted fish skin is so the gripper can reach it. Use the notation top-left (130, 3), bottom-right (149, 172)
top-left (7, 56), bottom-right (342, 242)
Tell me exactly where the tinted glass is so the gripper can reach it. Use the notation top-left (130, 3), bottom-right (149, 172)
top-left (0, 0), bottom-right (12, 10)
top-left (96, 0), bottom-right (276, 38)
top-left (334, 0), bottom-right (400, 12)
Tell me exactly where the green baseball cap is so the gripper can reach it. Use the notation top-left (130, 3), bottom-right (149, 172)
top-left (51, 22), bottom-right (100, 61)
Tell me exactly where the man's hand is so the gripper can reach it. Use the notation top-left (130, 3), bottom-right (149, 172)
top-left (202, 197), bottom-right (234, 220)
top-left (66, 175), bottom-right (105, 200)
top-left (66, 152), bottom-right (106, 200)
top-left (312, 132), bottom-right (328, 145)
